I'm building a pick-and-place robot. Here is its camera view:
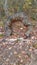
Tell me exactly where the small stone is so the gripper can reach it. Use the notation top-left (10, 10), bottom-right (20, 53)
top-left (14, 63), bottom-right (16, 65)
top-left (31, 36), bottom-right (35, 40)
top-left (20, 28), bottom-right (23, 30)
top-left (14, 51), bottom-right (17, 55)
top-left (10, 52), bottom-right (13, 55)
top-left (18, 55), bottom-right (21, 58)
top-left (29, 48), bottom-right (32, 52)
top-left (8, 47), bottom-right (12, 50)
top-left (20, 59), bottom-right (23, 63)
top-left (21, 51), bottom-right (26, 55)
top-left (6, 58), bottom-right (9, 61)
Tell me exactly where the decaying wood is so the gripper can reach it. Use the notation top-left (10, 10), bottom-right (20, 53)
top-left (3, 0), bottom-right (34, 37)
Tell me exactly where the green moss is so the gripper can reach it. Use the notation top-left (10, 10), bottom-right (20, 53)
top-left (0, 34), bottom-right (3, 37)
top-left (31, 17), bottom-right (35, 20)
top-left (0, 22), bottom-right (4, 27)
top-left (33, 44), bottom-right (37, 49)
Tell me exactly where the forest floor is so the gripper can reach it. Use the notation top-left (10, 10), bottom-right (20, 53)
top-left (0, 18), bottom-right (37, 65)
